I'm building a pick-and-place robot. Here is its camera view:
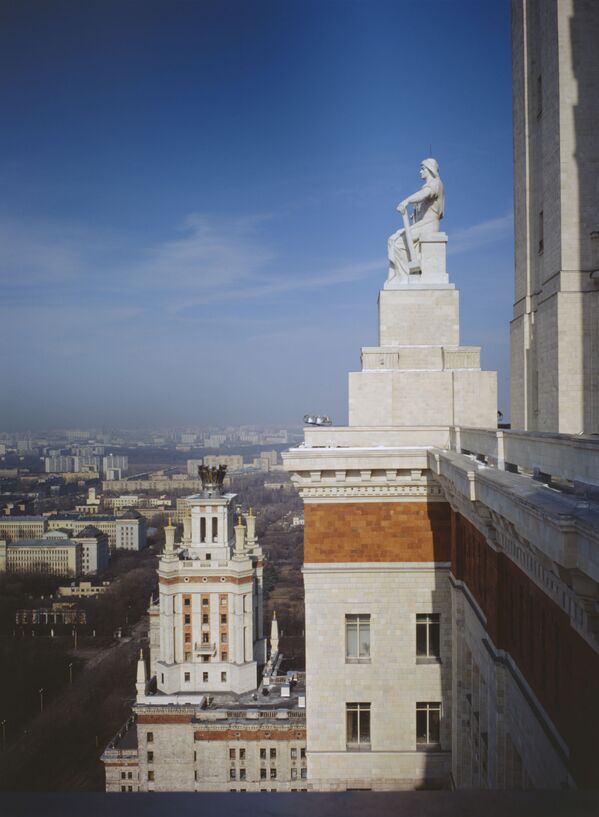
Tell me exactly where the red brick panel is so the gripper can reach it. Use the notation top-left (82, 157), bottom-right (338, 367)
top-left (194, 729), bottom-right (306, 741)
top-left (304, 501), bottom-right (451, 563)
top-left (453, 513), bottom-right (599, 788)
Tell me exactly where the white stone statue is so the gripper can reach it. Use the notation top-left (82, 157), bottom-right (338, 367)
top-left (387, 158), bottom-right (445, 279)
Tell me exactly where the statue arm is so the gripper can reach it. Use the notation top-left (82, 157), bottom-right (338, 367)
top-left (397, 184), bottom-right (434, 213)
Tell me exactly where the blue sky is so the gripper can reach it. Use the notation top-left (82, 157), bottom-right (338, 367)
top-left (0, 0), bottom-right (514, 430)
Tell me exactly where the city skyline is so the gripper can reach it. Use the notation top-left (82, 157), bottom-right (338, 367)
top-left (1, 1), bottom-right (513, 430)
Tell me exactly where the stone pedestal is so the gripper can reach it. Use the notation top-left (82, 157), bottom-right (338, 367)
top-left (349, 233), bottom-right (497, 430)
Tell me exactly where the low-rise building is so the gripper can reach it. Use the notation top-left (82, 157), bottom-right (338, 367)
top-left (58, 580), bottom-right (111, 597)
top-left (0, 536), bottom-right (81, 577)
top-left (0, 515), bottom-right (46, 542)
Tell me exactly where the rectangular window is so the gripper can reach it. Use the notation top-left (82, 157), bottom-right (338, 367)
top-left (147, 751), bottom-right (153, 762)
top-left (300, 747), bottom-right (306, 759)
top-left (260, 768), bottom-right (267, 779)
top-left (270, 768), bottom-right (277, 780)
top-left (221, 671), bottom-right (227, 682)
top-left (221, 651), bottom-right (228, 662)
top-left (239, 748), bottom-right (246, 760)
top-left (148, 771), bottom-right (154, 781)
top-left (291, 768), bottom-right (297, 780)
top-left (203, 672), bottom-right (209, 682)
top-left (345, 615), bottom-right (370, 661)
top-left (200, 517), bottom-right (206, 542)
top-left (128, 772), bottom-right (132, 779)
top-left (184, 598), bottom-right (191, 606)
top-left (202, 598), bottom-right (209, 606)
top-left (300, 768), bottom-right (307, 779)
top-left (229, 748), bottom-right (235, 759)
top-left (184, 614), bottom-right (191, 624)
top-left (230, 769), bottom-right (236, 780)
top-left (184, 633), bottom-right (191, 643)
top-left (416, 702), bottom-right (441, 747)
top-left (202, 614), bottom-right (209, 624)
top-left (212, 518), bottom-right (218, 540)
top-left (202, 655), bottom-right (209, 663)
top-left (221, 614), bottom-right (227, 624)
top-left (260, 748), bottom-right (266, 759)
top-left (270, 748), bottom-right (276, 759)
top-left (290, 748), bottom-right (297, 759)
top-left (202, 633), bottom-right (209, 643)
top-left (346, 702), bottom-right (371, 749)
top-left (239, 768), bottom-right (246, 780)
top-left (147, 732), bottom-right (154, 743)
top-left (184, 672), bottom-right (191, 682)
top-left (416, 614), bottom-right (440, 659)
top-left (121, 772), bottom-right (126, 779)
top-left (221, 633), bottom-right (228, 643)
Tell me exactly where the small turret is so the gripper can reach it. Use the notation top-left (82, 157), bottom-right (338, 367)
top-left (270, 611), bottom-right (279, 657)
top-left (164, 515), bottom-right (176, 554)
top-left (136, 649), bottom-right (147, 699)
top-left (233, 514), bottom-right (246, 558)
top-left (245, 507), bottom-right (256, 547)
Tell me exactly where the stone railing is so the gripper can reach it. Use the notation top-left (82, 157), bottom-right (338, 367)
top-left (451, 427), bottom-right (599, 487)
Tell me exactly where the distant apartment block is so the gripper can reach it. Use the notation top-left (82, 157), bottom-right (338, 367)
top-left (0, 515), bottom-right (46, 542)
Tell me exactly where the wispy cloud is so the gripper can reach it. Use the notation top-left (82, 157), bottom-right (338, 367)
top-left (448, 212), bottom-right (513, 256)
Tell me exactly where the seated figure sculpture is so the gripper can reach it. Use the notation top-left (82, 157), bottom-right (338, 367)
top-left (387, 157), bottom-right (444, 280)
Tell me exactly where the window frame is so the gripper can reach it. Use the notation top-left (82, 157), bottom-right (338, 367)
top-left (345, 614), bottom-right (371, 663)
top-left (416, 613), bottom-right (441, 662)
top-left (346, 702), bottom-right (371, 751)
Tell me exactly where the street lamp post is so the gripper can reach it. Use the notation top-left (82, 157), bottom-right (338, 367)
top-left (39, 688), bottom-right (44, 714)
top-left (1, 719), bottom-right (6, 751)
top-left (68, 662), bottom-right (73, 684)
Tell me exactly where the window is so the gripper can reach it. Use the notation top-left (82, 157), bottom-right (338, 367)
top-left (240, 768), bottom-right (246, 780)
top-left (184, 633), bottom-right (191, 643)
top-left (416, 702), bottom-right (441, 747)
top-left (416, 614), bottom-right (440, 660)
top-left (203, 672), bottom-right (209, 682)
top-left (200, 517), bottom-right (206, 542)
top-left (212, 518), bottom-right (218, 540)
top-left (205, 553), bottom-right (211, 560)
top-left (121, 786), bottom-right (126, 792)
top-left (260, 748), bottom-right (267, 759)
top-left (202, 598), bottom-right (209, 606)
top-left (202, 655), bottom-right (209, 663)
top-left (291, 768), bottom-right (297, 780)
top-left (300, 747), bottom-right (306, 759)
top-left (260, 768), bottom-right (267, 780)
top-left (221, 614), bottom-right (227, 624)
top-left (230, 769), bottom-right (236, 780)
top-left (345, 615), bottom-right (370, 661)
top-left (346, 702), bottom-right (371, 749)
top-left (184, 615), bottom-right (191, 624)
top-left (270, 768), bottom-right (277, 780)
top-left (290, 748), bottom-right (297, 759)
top-left (148, 771), bottom-right (154, 781)
top-left (127, 772), bottom-right (132, 779)
top-left (202, 614), bottom-right (209, 624)
top-left (221, 633), bottom-right (228, 643)
top-left (147, 732), bottom-right (154, 743)
top-left (184, 672), bottom-right (191, 682)
top-left (121, 772), bottom-right (126, 779)
top-left (300, 768), bottom-right (307, 779)
top-left (184, 598), bottom-right (191, 606)
top-left (202, 633), bottom-right (209, 644)
top-left (221, 671), bottom-right (227, 682)
top-left (239, 748), bottom-right (245, 760)
top-left (147, 751), bottom-right (153, 762)
top-left (270, 748), bottom-right (276, 759)
top-left (229, 748), bottom-right (236, 759)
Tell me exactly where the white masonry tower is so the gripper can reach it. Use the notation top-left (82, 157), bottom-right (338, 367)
top-left (153, 465), bottom-right (266, 696)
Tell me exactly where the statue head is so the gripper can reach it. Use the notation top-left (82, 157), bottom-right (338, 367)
top-left (420, 158), bottom-right (439, 179)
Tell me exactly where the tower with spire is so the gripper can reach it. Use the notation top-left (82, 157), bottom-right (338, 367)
top-left (150, 466), bottom-right (266, 696)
